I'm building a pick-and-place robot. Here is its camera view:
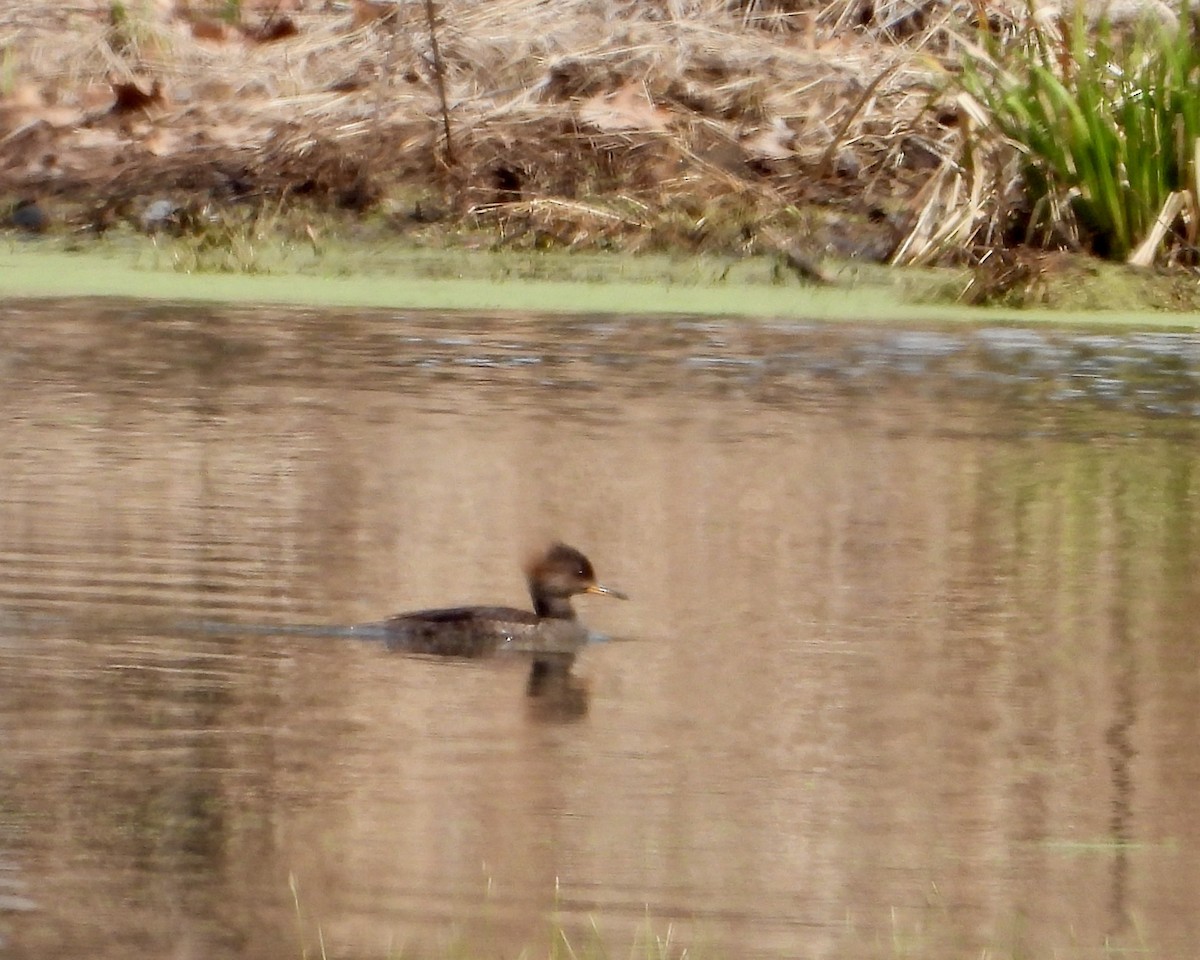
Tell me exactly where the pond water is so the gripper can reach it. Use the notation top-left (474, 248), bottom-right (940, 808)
top-left (2, 300), bottom-right (1200, 960)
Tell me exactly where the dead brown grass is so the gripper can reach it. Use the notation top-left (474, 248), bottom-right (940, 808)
top-left (0, 0), bottom-right (974, 258)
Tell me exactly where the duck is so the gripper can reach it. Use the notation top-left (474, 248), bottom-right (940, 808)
top-left (381, 543), bottom-right (627, 676)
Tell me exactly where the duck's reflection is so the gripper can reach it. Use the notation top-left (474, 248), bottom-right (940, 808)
top-left (525, 655), bottom-right (590, 721)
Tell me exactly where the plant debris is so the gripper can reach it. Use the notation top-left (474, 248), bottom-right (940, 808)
top-left (0, 0), bottom-right (1115, 268)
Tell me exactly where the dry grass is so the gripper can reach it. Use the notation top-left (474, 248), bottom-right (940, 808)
top-left (0, 0), bottom-right (978, 258)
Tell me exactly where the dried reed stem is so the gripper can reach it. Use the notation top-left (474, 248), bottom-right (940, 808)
top-left (422, 0), bottom-right (455, 165)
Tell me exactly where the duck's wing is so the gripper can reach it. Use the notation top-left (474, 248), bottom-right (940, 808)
top-left (380, 605), bottom-right (540, 658)
top-left (390, 605), bottom-right (538, 625)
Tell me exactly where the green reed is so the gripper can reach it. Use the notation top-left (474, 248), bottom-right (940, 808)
top-left (958, 1), bottom-right (1200, 262)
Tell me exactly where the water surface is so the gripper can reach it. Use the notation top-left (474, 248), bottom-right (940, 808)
top-left (2, 301), bottom-right (1200, 959)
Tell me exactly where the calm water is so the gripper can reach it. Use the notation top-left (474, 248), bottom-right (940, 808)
top-left (2, 300), bottom-right (1200, 960)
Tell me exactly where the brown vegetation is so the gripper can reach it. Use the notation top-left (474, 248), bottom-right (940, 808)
top-left (2, 0), bottom-right (985, 261)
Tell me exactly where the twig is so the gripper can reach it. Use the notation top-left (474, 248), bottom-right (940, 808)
top-left (422, 0), bottom-right (455, 165)
top-left (819, 62), bottom-right (900, 176)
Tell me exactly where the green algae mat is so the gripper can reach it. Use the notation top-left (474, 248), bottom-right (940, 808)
top-left (4, 242), bottom-right (1200, 327)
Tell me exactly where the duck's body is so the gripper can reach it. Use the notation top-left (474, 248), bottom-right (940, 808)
top-left (380, 543), bottom-right (626, 670)
top-left (382, 604), bottom-right (586, 657)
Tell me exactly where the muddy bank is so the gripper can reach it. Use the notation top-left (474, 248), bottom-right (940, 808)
top-left (0, 1), bottom-right (948, 262)
top-left (5, 0), bottom-right (1200, 314)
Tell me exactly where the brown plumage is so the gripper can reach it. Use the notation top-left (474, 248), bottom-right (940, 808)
top-left (381, 543), bottom-right (627, 672)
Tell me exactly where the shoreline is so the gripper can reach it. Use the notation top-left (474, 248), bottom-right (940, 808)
top-left (5, 242), bottom-right (1200, 328)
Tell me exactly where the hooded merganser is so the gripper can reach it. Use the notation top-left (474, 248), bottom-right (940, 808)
top-left (381, 543), bottom-right (628, 668)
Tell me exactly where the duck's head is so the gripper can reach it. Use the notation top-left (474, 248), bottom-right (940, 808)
top-left (526, 543), bottom-right (628, 617)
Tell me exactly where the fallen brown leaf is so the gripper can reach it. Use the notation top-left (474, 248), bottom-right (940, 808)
top-left (110, 79), bottom-right (165, 115)
top-left (243, 16), bottom-right (300, 43)
top-left (350, 0), bottom-right (398, 28)
top-left (578, 83), bottom-right (670, 133)
top-left (190, 18), bottom-right (231, 42)
top-left (142, 129), bottom-right (178, 156)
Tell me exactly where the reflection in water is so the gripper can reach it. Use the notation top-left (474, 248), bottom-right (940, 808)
top-left (2, 301), bottom-right (1200, 959)
top-left (1102, 483), bottom-right (1136, 945)
top-left (525, 663), bottom-right (591, 722)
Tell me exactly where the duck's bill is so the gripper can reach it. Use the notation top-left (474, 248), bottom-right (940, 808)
top-left (586, 583), bottom-right (629, 600)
